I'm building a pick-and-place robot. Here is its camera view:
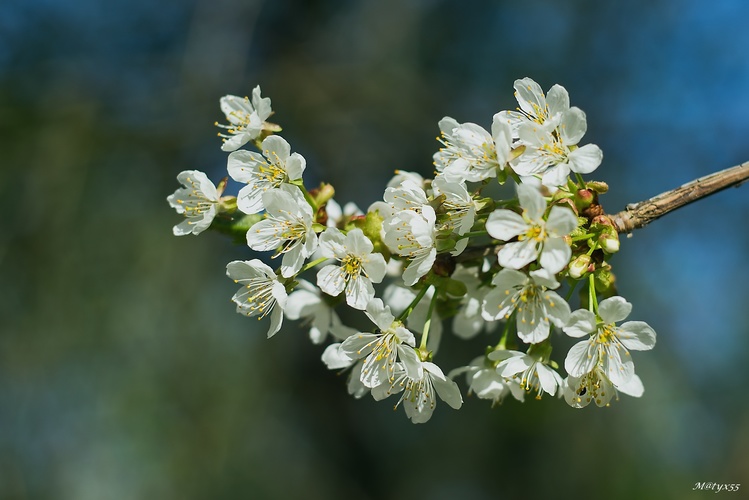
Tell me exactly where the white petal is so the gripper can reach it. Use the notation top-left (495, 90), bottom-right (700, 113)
top-left (485, 209), bottom-right (527, 241)
top-left (517, 183), bottom-right (546, 221)
top-left (559, 107), bottom-right (587, 145)
top-left (345, 276), bottom-right (374, 310)
top-left (516, 312), bottom-right (550, 344)
top-left (529, 268), bottom-right (559, 289)
top-left (544, 291), bottom-right (571, 327)
top-left (541, 164), bottom-right (571, 189)
top-left (564, 340), bottom-right (596, 377)
top-left (546, 206), bottom-right (578, 236)
top-left (598, 296), bottom-right (632, 324)
top-left (568, 144), bottom-right (603, 174)
top-left (616, 373), bottom-right (644, 397)
top-left (280, 244), bottom-right (305, 278)
top-left (284, 289), bottom-right (321, 320)
top-left (318, 228), bottom-right (347, 259)
top-left (563, 309), bottom-right (597, 338)
top-left (497, 239), bottom-right (538, 270)
top-left (536, 364), bottom-right (560, 396)
top-left (514, 77), bottom-right (546, 118)
top-left (361, 252), bottom-right (387, 284)
top-left (321, 343), bottom-right (353, 370)
top-left (618, 321), bottom-right (657, 351)
top-left (226, 259), bottom-right (274, 281)
top-left (603, 346), bottom-right (634, 387)
top-left (497, 355), bottom-right (533, 377)
top-left (539, 237), bottom-right (571, 274)
top-left (402, 248), bottom-right (436, 286)
top-left (365, 298), bottom-right (395, 332)
top-left (398, 346), bottom-right (423, 380)
top-left (491, 268), bottom-right (528, 289)
top-left (261, 135), bottom-right (291, 162)
top-left (341, 332), bottom-right (378, 359)
top-left (345, 228), bottom-right (374, 256)
top-left (227, 150), bottom-right (265, 183)
top-left (546, 84), bottom-right (569, 118)
top-left (285, 153), bottom-right (306, 181)
top-left (316, 265), bottom-right (347, 297)
top-left (236, 184), bottom-right (265, 215)
top-left (428, 369), bottom-right (463, 409)
top-left (267, 307), bottom-right (283, 338)
top-left (452, 309), bottom-right (484, 339)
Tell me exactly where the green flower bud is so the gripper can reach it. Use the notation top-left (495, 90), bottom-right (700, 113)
top-left (599, 231), bottom-right (620, 254)
top-left (568, 254), bottom-right (592, 279)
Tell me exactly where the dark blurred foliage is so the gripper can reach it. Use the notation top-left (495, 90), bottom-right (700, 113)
top-left (1, 0), bottom-right (748, 498)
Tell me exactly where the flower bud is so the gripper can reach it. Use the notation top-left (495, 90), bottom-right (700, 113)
top-left (594, 268), bottom-right (616, 294)
top-left (574, 189), bottom-right (595, 210)
top-left (599, 228), bottom-right (620, 254)
top-left (313, 183), bottom-right (336, 207)
top-left (568, 254), bottom-right (592, 279)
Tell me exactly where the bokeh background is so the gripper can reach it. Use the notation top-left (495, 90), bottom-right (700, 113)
top-left (2, 0), bottom-right (749, 498)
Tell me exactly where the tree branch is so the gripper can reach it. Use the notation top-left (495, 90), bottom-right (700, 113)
top-left (455, 160), bottom-right (749, 264)
top-left (609, 161), bottom-right (749, 233)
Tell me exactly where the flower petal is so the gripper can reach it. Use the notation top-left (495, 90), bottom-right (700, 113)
top-left (316, 265), bottom-right (347, 297)
top-left (618, 321), bottom-right (656, 351)
top-left (539, 237), bottom-right (571, 274)
top-left (559, 107), bottom-right (587, 145)
top-left (345, 276), bottom-right (374, 310)
top-left (498, 239), bottom-right (538, 270)
top-left (485, 209), bottom-right (527, 241)
top-left (546, 206), bottom-right (578, 236)
top-left (568, 144), bottom-right (602, 174)
top-left (564, 340), bottom-right (596, 377)
top-left (598, 296), bottom-right (632, 324)
top-left (517, 183), bottom-right (546, 221)
top-left (564, 309), bottom-right (597, 338)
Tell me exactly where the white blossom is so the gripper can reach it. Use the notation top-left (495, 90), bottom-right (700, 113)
top-left (432, 175), bottom-right (477, 254)
top-left (372, 360), bottom-right (462, 424)
top-left (489, 349), bottom-right (564, 399)
top-left (246, 185), bottom-right (318, 278)
top-left (217, 86), bottom-right (272, 152)
top-left (450, 356), bottom-right (525, 406)
top-left (563, 367), bottom-right (645, 408)
top-left (433, 115), bottom-right (512, 183)
top-left (495, 77), bottom-right (570, 137)
top-left (382, 179), bottom-right (430, 216)
top-left (563, 296), bottom-right (656, 387)
top-left (383, 206), bottom-right (437, 286)
top-left (482, 268), bottom-right (570, 344)
top-left (316, 228), bottom-right (387, 310)
top-left (485, 183), bottom-right (577, 273)
top-left (512, 112), bottom-right (602, 188)
top-left (383, 284), bottom-right (442, 353)
top-left (227, 135), bottom-right (306, 214)
top-left (340, 299), bottom-right (421, 388)
top-left (386, 170), bottom-right (425, 189)
top-left (226, 259), bottom-right (287, 338)
top-left (167, 170), bottom-right (220, 236)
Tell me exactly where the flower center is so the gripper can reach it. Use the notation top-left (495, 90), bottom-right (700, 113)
top-left (519, 224), bottom-right (545, 242)
top-left (341, 254), bottom-right (363, 280)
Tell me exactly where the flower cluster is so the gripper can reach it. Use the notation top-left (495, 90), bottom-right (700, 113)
top-left (169, 79), bottom-right (656, 424)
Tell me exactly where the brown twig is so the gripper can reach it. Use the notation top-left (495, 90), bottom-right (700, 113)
top-left (610, 161), bottom-right (749, 233)
top-left (455, 160), bottom-right (749, 263)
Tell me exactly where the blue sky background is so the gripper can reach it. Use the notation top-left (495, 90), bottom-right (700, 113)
top-left (1, 0), bottom-right (748, 498)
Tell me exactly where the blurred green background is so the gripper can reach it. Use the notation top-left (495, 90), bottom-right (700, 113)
top-left (2, 0), bottom-right (749, 498)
